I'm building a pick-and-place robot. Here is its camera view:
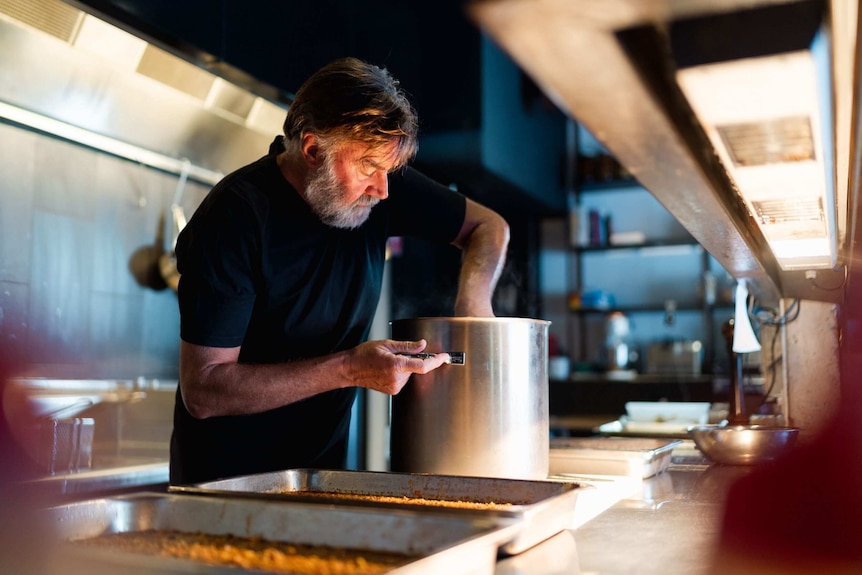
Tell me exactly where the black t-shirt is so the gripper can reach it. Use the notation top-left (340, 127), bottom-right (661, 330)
top-left (169, 139), bottom-right (466, 484)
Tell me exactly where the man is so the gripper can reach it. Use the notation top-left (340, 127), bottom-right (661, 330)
top-left (169, 57), bottom-right (509, 485)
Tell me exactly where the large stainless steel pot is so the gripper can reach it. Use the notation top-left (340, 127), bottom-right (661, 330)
top-left (389, 317), bottom-right (550, 480)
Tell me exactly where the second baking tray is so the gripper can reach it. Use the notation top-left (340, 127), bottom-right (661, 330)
top-left (44, 492), bottom-right (520, 575)
top-left (549, 437), bottom-right (681, 478)
top-left (169, 468), bottom-right (588, 555)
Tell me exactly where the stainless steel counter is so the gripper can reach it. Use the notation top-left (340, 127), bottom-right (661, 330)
top-left (28, 459), bottom-right (169, 500)
top-left (17, 438), bottom-right (742, 574)
top-left (496, 456), bottom-right (746, 575)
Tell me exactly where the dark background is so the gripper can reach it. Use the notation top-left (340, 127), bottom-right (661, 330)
top-left (70, 0), bottom-right (484, 133)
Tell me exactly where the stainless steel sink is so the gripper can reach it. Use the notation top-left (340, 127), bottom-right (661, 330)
top-left (8, 378), bottom-right (175, 474)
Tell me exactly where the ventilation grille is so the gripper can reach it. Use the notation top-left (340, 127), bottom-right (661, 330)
top-left (209, 79), bottom-right (256, 121)
top-left (753, 197), bottom-right (823, 225)
top-left (718, 115), bottom-right (815, 166)
top-left (0, 0), bottom-right (80, 42)
top-left (136, 44), bottom-right (215, 101)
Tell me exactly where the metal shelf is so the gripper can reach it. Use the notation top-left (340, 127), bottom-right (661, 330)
top-left (573, 239), bottom-right (700, 253)
top-left (578, 178), bottom-right (642, 192)
top-left (570, 303), bottom-right (706, 314)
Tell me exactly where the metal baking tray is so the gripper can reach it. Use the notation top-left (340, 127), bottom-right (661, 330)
top-left (169, 468), bottom-right (589, 555)
top-left (549, 437), bottom-right (682, 478)
top-left (43, 492), bottom-right (521, 575)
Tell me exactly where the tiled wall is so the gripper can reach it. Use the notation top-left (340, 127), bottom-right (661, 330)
top-left (0, 123), bottom-right (210, 379)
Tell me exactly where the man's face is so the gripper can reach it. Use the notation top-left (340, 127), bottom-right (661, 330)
top-left (304, 140), bottom-right (398, 229)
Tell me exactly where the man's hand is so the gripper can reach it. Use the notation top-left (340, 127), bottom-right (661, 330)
top-left (344, 338), bottom-right (450, 394)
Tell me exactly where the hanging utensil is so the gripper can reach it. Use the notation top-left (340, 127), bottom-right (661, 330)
top-left (723, 319), bottom-right (750, 426)
top-left (688, 319), bottom-right (799, 465)
top-left (159, 159), bottom-right (191, 291)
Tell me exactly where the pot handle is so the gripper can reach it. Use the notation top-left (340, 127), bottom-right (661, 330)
top-left (399, 352), bottom-right (465, 365)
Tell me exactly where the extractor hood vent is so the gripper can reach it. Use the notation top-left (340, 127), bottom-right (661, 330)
top-left (0, 0), bottom-right (289, 142)
top-left (207, 78), bottom-right (257, 122)
top-left (136, 44), bottom-right (215, 101)
top-left (136, 45), bottom-right (259, 122)
top-left (0, 1), bottom-right (290, 188)
top-left (753, 198), bottom-right (824, 226)
top-left (717, 116), bottom-right (815, 167)
top-left (0, 0), bottom-right (80, 42)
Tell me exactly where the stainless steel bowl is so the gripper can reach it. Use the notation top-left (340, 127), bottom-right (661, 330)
top-left (688, 424), bottom-right (800, 465)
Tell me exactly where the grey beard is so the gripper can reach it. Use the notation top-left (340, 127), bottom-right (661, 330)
top-left (304, 159), bottom-right (378, 230)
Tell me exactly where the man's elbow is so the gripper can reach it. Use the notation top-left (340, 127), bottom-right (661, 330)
top-left (496, 215), bottom-right (511, 249)
top-left (481, 211), bottom-right (510, 256)
top-left (181, 387), bottom-right (214, 419)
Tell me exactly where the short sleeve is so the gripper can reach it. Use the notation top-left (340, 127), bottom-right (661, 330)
top-left (176, 186), bottom-right (260, 348)
top-left (387, 166), bottom-right (466, 242)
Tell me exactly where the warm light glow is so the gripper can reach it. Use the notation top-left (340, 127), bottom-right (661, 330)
top-left (769, 237), bottom-right (832, 262)
top-left (676, 37), bottom-right (836, 271)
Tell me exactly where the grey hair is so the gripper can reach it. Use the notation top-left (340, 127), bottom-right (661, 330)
top-left (283, 57), bottom-right (418, 169)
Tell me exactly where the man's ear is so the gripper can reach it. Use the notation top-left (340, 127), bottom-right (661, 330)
top-left (300, 133), bottom-right (321, 168)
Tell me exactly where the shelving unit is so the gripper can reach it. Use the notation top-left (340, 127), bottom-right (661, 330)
top-left (561, 123), bottom-right (735, 380)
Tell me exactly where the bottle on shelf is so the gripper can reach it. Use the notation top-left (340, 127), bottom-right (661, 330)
top-left (604, 311), bottom-right (634, 371)
top-left (588, 209), bottom-right (602, 246)
top-left (567, 194), bottom-right (589, 247)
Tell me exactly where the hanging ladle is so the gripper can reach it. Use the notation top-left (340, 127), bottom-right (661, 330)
top-left (159, 159), bottom-right (191, 291)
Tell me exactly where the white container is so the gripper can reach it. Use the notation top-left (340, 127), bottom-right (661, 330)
top-left (549, 356), bottom-right (571, 380)
top-left (625, 401), bottom-right (711, 424)
top-left (549, 437), bottom-right (681, 478)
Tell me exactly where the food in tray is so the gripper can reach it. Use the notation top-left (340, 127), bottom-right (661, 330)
top-left (273, 489), bottom-right (520, 510)
top-left (75, 529), bottom-right (417, 575)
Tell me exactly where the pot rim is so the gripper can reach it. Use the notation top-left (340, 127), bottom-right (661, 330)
top-left (390, 316), bottom-right (551, 326)
top-left (688, 424), bottom-right (800, 434)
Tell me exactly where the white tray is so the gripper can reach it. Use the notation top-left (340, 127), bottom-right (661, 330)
top-left (550, 437), bottom-right (682, 478)
top-left (596, 417), bottom-right (695, 439)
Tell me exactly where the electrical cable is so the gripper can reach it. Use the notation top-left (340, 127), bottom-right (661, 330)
top-left (748, 298), bottom-right (800, 409)
top-left (807, 265), bottom-right (847, 292)
top-left (761, 325), bottom-right (781, 402)
top-left (751, 297), bottom-right (800, 327)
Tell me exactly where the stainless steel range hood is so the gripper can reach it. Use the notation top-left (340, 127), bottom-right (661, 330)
top-left (0, 0), bottom-right (289, 183)
top-left (470, 0), bottom-right (857, 307)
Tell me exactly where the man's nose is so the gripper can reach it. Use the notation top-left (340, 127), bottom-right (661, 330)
top-left (367, 172), bottom-right (388, 199)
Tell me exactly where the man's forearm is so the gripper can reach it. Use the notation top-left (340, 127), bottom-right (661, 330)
top-left (180, 344), bottom-right (351, 418)
top-left (453, 212), bottom-right (509, 316)
top-left (179, 338), bottom-right (447, 419)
